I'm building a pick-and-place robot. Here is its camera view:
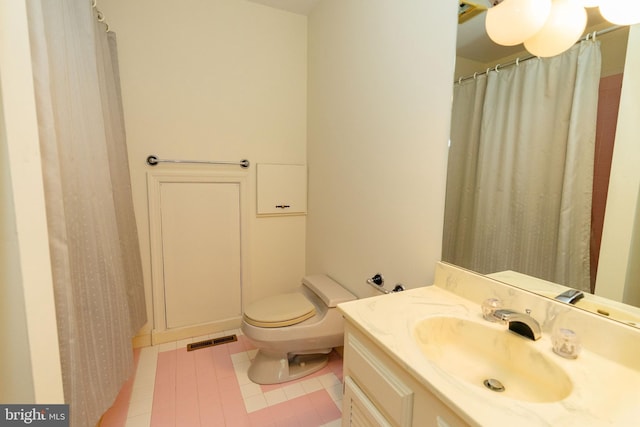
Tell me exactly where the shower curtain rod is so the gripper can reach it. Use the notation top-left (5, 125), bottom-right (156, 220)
top-left (455, 25), bottom-right (624, 84)
top-left (91, 0), bottom-right (111, 32)
top-left (146, 155), bottom-right (251, 168)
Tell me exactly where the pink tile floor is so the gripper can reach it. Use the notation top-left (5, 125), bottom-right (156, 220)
top-left (101, 330), bottom-right (343, 427)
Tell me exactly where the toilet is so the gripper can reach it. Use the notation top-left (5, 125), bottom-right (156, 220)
top-left (241, 274), bottom-right (356, 384)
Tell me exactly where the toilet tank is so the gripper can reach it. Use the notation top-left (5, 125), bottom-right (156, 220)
top-left (302, 275), bottom-right (356, 308)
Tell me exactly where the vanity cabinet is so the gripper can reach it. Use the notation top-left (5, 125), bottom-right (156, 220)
top-left (342, 323), bottom-right (470, 427)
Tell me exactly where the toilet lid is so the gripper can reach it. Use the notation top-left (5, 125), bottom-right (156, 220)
top-left (244, 293), bottom-right (316, 328)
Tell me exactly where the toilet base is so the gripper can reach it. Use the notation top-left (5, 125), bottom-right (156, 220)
top-left (247, 349), bottom-right (331, 385)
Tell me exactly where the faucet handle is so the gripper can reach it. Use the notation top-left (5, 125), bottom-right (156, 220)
top-left (553, 328), bottom-right (581, 359)
top-left (482, 298), bottom-right (503, 322)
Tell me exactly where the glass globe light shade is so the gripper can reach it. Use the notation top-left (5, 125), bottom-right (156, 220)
top-left (578, 0), bottom-right (601, 6)
top-left (599, 0), bottom-right (640, 25)
top-left (524, 0), bottom-right (587, 57)
top-left (486, 0), bottom-right (552, 46)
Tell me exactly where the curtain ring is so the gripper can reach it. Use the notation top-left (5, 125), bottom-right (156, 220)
top-left (105, 23), bottom-right (110, 32)
top-left (592, 31), bottom-right (597, 41)
top-left (458, 77), bottom-right (462, 84)
top-left (97, 10), bottom-right (104, 21)
top-left (516, 57), bottom-right (520, 66)
top-left (473, 72), bottom-right (478, 79)
top-left (486, 67), bottom-right (491, 75)
top-left (91, 0), bottom-right (97, 7)
top-left (494, 64), bottom-right (500, 73)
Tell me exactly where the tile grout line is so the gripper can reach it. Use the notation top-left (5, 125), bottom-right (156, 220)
top-left (125, 345), bottom-right (159, 426)
top-left (232, 349), bottom-right (344, 414)
top-left (126, 329), bottom-right (343, 426)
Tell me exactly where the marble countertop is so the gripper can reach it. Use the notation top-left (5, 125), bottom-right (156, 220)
top-left (338, 284), bottom-right (640, 426)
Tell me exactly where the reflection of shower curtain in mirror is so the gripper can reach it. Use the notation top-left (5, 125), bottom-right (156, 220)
top-left (443, 41), bottom-right (602, 292)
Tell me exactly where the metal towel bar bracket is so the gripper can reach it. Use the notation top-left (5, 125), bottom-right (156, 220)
top-left (146, 155), bottom-right (250, 168)
top-left (366, 273), bottom-right (405, 294)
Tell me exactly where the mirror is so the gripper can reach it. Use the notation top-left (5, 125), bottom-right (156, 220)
top-left (447, 4), bottom-right (640, 326)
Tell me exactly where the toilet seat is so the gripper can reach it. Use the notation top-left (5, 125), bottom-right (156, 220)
top-left (244, 293), bottom-right (316, 328)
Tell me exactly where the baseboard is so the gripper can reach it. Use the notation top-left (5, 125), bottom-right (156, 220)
top-left (150, 317), bottom-right (242, 345)
top-left (132, 332), bottom-right (152, 349)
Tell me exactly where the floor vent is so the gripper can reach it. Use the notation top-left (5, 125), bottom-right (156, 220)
top-left (187, 334), bottom-right (238, 352)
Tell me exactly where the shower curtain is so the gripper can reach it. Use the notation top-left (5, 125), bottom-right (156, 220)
top-left (443, 41), bottom-right (602, 292)
top-left (26, 1), bottom-right (146, 426)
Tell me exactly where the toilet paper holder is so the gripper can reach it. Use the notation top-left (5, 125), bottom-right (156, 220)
top-left (366, 273), bottom-right (405, 294)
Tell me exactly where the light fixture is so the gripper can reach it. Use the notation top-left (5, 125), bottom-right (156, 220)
top-left (483, 0), bottom-right (640, 57)
top-left (599, 0), bottom-right (640, 25)
top-left (578, 0), bottom-right (601, 6)
top-left (524, 0), bottom-right (587, 57)
top-left (485, 0), bottom-right (552, 46)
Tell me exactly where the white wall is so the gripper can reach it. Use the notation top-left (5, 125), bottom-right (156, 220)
top-left (0, 0), bottom-right (64, 403)
top-left (100, 0), bottom-right (309, 340)
top-left (597, 24), bottom-right (640, 305)
top-left (454, 55), bottom-right (486, 80)
top-left (306, 0), bottom-right (458, 297)
top-left (455, 26), bottom-right (629, 79)
top-left (0, 62), bottom-right (34, 405)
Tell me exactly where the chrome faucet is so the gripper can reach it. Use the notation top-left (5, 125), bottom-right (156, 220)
top-left (555, 289), bottom-right (584, 304)
top-left (492, 309), bottom-right (542, 341)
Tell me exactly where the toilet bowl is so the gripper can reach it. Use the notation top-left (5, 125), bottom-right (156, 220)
top-left (241, 274), bottom-right (356, 384)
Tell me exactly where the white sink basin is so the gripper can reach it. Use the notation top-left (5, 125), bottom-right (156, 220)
top-left (414, 317), bottom-right (573, 403)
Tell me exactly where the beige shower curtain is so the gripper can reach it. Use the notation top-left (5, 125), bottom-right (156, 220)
top-left (27, 1), bottom-right (146, 425)
top-left (443, 41), bottom-right (602, 292)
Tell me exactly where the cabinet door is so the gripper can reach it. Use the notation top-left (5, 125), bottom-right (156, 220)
top-left (256, 164), bottom-right (307, 215)
top-left (343, 324), bottom-right (471, 427)
top-left (346, 333), bottom-right (413, 427)
top-left (343, 376), bottom-right (393, 427)
top-left (160, 182), bottom-right (242, 329)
